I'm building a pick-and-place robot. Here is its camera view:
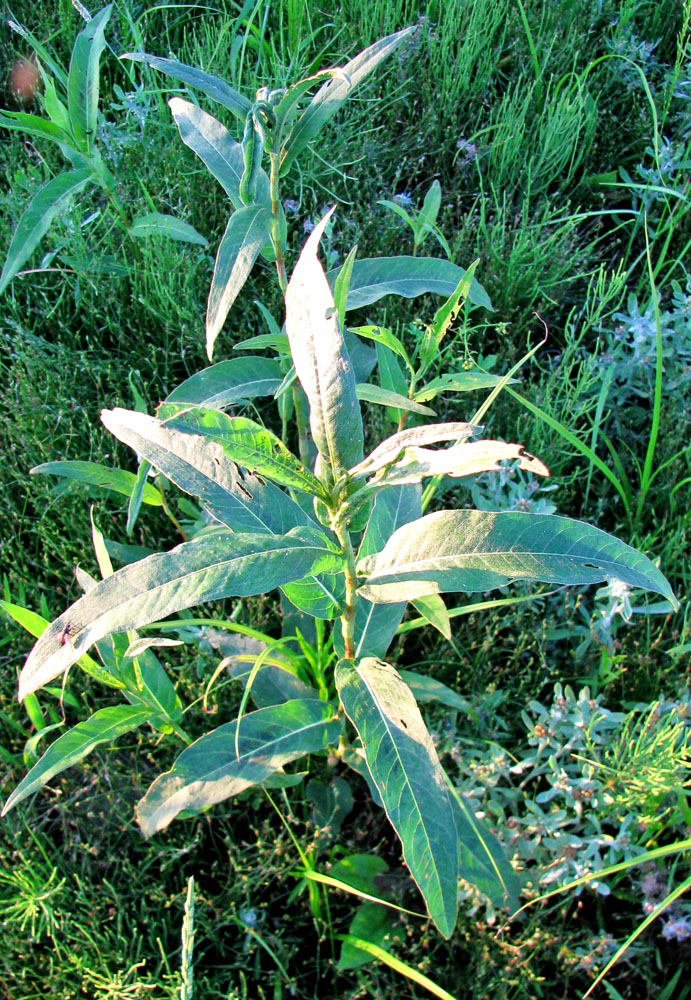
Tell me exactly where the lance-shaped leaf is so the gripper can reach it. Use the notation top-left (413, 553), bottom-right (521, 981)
top-left (0, 168), bottom-right (93, 296)
top-left (349, 422), bottom-right (476, 481)
top-left (0, 110), bottom-right (68, 144)
top-left (335, 486), bottom-right (421, 661)
top-left (327, 256), bottom-right (493, 312)
top-left (413, 370), bottom-right (516, 403)
top-left (365, 440), bottom-right (550, 490)
top-left (2, 705), bottom-right (151, 816)
top-left (355, 384), bottom-right (434, 417)
top-left (123, 53), bottom-right (252, 120)
top-left (279, 27), bottom-right (414, 176)
top-left (168, 98), bottom-right (271, 211)
top-left (358, 509), bottom-right (678, 605)
top-left (31, 460), bottom-right (163, 506)
top-left (67, 4), bottom-right (113, 152)
top-left (161, 406), bottom-right (328, 500)
top-left (335, 658), bottom-right (458, 938)
top-left (129, 212), bottom-right (208, 244)
top-left (136, 699), bottom-right (341, 836)
top-left (285, 209), bottom-right (364, 473)
top-left (207, 205), bottom-right (273, 358)
top-left (19, 527), bottom-right (340, 701)
top-left (102, 408), bottom-right (312, 535)
top-left (165, 357), bottom-right (282, 409)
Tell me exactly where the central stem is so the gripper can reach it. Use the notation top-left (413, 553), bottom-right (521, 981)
top-left (333, 516), bottom-right (357, 661)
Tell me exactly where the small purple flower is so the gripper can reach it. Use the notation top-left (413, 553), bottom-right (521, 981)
top-left (393, 191), bottom-right (414, 208)
top-left (661, 915), bottom-right (691, 942)
top-left (283, 198), bottom-right (299, 215)
top-left (303, 218), bottom-right (315, 234)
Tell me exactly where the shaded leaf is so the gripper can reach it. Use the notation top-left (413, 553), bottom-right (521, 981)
top-left (130, 212), bottom-right (208, 244)
top-left (339, 904), bottom-right (394, 970)
top-left (409, 594), bottom-right (451, 639)
top-left (0, 169), bottom-right (93, 296)
top-left (356, 384), bottom-right (434, 416)
top-left (327, 256), bottom-right (493, 312)
top-left (398, 672), bottom-right (472, 713)
top-left (67, 4), bottom-right (113, 152)
top-left (123, 53), bottom-right (252, 119)
top-left (414, 370), bottom-right (517, 403)
top-left (207, 205), bottom-right (273, 358)
top-left (0, 110), bottom-right (67, 143)
top-left (358, 510), bottom-right (678, 605)
top-left (136, 699), bottom-right (340, 836)
top-left (165, 357), bottom-right (282, 409)
top-left (335, 657), bottom-right (458, 937)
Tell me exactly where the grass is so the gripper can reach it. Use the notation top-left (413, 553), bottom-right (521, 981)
top-left (1, 0), bottom-right (691, 996)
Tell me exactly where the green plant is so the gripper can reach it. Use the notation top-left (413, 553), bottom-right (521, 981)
top-left (2, 205), bottom-right (678, 945)
top-left (378, 181), bottom-right (452, 258)
top-left (0, 5), bottom-right (206, 297)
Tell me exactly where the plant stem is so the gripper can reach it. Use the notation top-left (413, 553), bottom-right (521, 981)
top-left (333, 517), bottom-right (357, 661)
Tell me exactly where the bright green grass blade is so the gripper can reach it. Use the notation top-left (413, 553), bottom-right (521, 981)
top-left (335, 935), bottom-right (459, 999)
top-left (136, 698), bottom-right (340, 836)
top-left (0, 168), bottom-right (93, 295)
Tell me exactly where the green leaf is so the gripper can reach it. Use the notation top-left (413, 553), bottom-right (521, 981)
top-left (281, 570), bottom-right (344, 620)
top-left (333, 243), bottom-right (358, 329)
top-left (357, 510), bottom-right (678, 605)
top-left (356, 384), bottom-right (435, 416)
top-left (350, 324), bottom-right (412, 370)
top-left (157, 407), bottom-right (328, 501)
top-left (129, 212), bottom-right (208, 244)
top-left (413, 370), bottom-right (516, 403)
top-left (168, 98), bottom-right (271, 211)
top-left (447, 783), bottom-right (521, 911)
top-left (397, 672), bottom-right (472, 713)
top-left (335, 486), bottom-right (422, 661)
top-left (18, 527), bottom-right (341, 701)
top-left (285, 209), bottom-right (364, 473)
top-left (122, 53), bottom-right (252, 120)
top-left (0, 168), bottom-right (93, 296)
top-left (418, 180), bottom-right (442, 232)
top-left (409, 594), bottom-right (451, 639)
top-left (0, 110), bottom-right (67, 144)
top-left (136, 699), bottom-right (340, 836)
top-left (335, 658), bottom-right (458, 937)
top-left (338, 904), bottom-right (394, 970)
top-left (327, 257), bottom-right (493, 312)
top-left (101, 408), bottom-right (312, 535)
top-left (31, 460), bottom-right (163, 506)
top-left (1, 704), bottom-right (150, 816)
top-left (418, 260), bottom-right (479, 371)
top-left (280, 27), bottom-right (415, 177)
top-left (67, 4), bottom-right (113, 152)
top-left (126, 459), bottom-right (152, 533)
top-left (335, 936), bottom-right (459, 1000)
top-left (165, 357), bottom-right (283, 410)
top-left (349, 422), bottom-right (475, 480)
top-left (207, 205), bottom-right (273, 358)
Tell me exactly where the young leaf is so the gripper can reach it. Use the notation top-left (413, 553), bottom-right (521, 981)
top-left (333, 243), bottom-right (358, 330)
top-left (67, 4), bottom-right (113, 153)
top-left (136, 699), bottom-right (341, 836)
top-left (207, 205), bottom-right (273, 358)
top-left (418, 180), bottom-right (442, 233)
top-left (165, 357), bottom-right (282, 409)
top-left (0, 168), bottom-right (93, 296)
top-left (418, 260), bottom-right (479, 372)
top-left (327, 257), bottom-right (493, 312)
top-left (123, 53), bottom-right (252, 120)
top-left (355, 384), bottom-right (435, 417)
top-left (398, 672), bottom-right (472, 713)
top-left (364, 440), bottom-right (550, 490)
top-left (0, 110), bottom-right (67, 144)
top-left (413, 370), bottom-right (516, 403)
top-left (129, 212), bottom-right (208, 244)
top-left (31, 460), bottom-right (163, 506)
top-left (409, 594), bottom-right (451, 640)
top-left (1, 705), bottom-right (150, 816)
top-left (101, 408), bottom-right (313, 535)
top-left (285, 209), bottom-right (364, 473)
top-left (18, 527), bottom-right (341, 701)
top-left (357, 510), bottom-right (678, 605)
top-left (156, 407), bottom-right (328, 501)
top-left (279, 27), bottom-right (415, 176)
top-left (168, 98), bottom-right (271, 212)
top-left (335, 658), bottom-right (458, 938)
top-left (281, 570), bottom-right (345, 620)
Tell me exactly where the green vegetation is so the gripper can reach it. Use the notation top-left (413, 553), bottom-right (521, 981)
top-left (1, 1), bottom-right (690, 997)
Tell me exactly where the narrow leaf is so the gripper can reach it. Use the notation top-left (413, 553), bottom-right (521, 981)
top-left (356, 384), bottom-right (435, 416)
top-left (168, 98), bottom-right (271, 211)
top-left (0, 110), bottom-right (67, 143)
top-left (165, 357), bottom-right (282, 409)
top-left (414, 371), bottom-right (516, 403)
top-left (19, 528), bottom-right (340, 701)
top-left (419, 180), bottom-right (442, 231)
top-left (410, 595), bottom-right (451, 639)
top-left (335, 936), bottom-right (459, 1000)
top-left (327, 257), bottom-right (493, 312)
top-left (350, 422), bottom-right (476, 480)
top-left (67, 4), bottom-right (113, 152)
top-left (123, 53), bottom-right (252, 119)
top-left (358, 510), bottom-right (678, 605)
top-left (136, 699), bottom-right (340, 836)
top-left (280, 27), bottom-right (415, 176)
top-left (285, 209), bottom-right (364, 472)
top-left (207, 205), bottom-right (273, 358)
top-left (398, 672), bottom-right (472, 713)
top-left (1, 704), bottom-right (150, 816)
top-left (31, 460), bottom-right (163, 506)
top-left (0, 169), bottom-right (93, 296)
top-left (129, 212), bottom-right (208, 244)
top-left (102, 408), bottom-right (312, 535)
top-left (335, 658), bottom-right (458, 937)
